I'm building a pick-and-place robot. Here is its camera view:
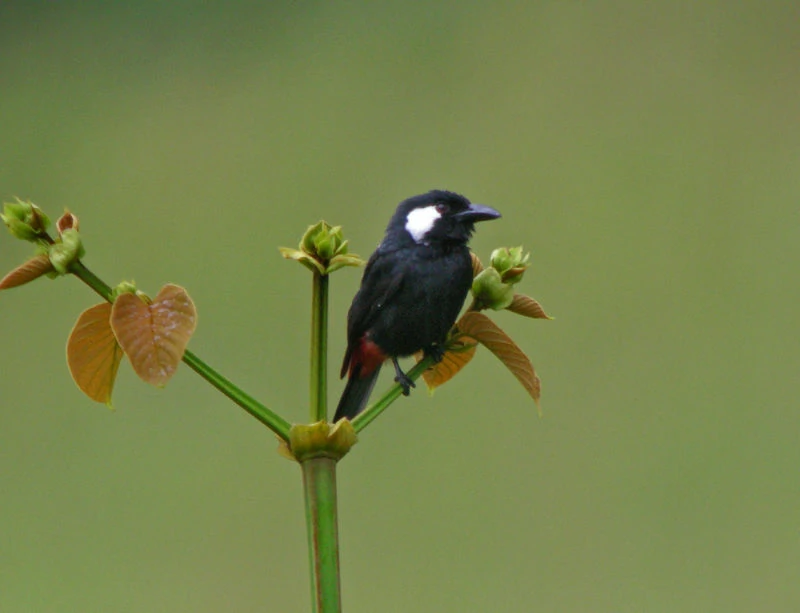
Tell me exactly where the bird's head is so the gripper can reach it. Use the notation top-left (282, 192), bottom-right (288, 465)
top-left (388, 190), bottom-right (501, 246)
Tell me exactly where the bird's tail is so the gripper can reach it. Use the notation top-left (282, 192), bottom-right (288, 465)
top-left (334, 364), bottom-right (382, 422)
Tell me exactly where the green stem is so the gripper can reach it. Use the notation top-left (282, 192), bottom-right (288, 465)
top-left (68, 260), bottom-right (291, 440)
top-left (350, 356), bottom-right (434, 433)
top-left (70, 260), bottom-right (113, 300)
top-left (301, 456), bottom-right (342, 613)
top-left (182, 351), bottom-right (291, 439)
top-left (310, 271), bottom-right (329, 422)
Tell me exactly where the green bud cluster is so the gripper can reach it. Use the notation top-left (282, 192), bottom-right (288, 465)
top-left (490, 246), bottom-right (530, 284)
top-left (2, 201), bottom-right (86, 279)
top-left (1, 198), bottom-right (50, 242)
top-left (281, 220), bottom-right (363, 275)
top-left (50, 229), bottom-right (85, 274)
top-left (50, 211), bottom-right (86, 274)
top-left (302, 221), bottom-right (349, 262)
top-left (471, 246), bottom-right (530, 310)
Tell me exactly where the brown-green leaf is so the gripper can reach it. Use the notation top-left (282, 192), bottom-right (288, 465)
top-left (0, 254), bottom-right (54, 290)
top-left (67, 302), bottom-right (124, 405)
top-left (416, 336), bottom-right (478, 392)
top-left (507, 294), bottom-right (552, 319)
top-left (110, 284), bottom-right (197, 387)
top-left (457, 311), bottom-right (541, 404)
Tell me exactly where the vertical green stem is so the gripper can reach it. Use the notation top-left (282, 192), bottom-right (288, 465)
top-left (301, 456), bottom-right (342, 613)
top-left (310, 271), bottom-right (329, 422)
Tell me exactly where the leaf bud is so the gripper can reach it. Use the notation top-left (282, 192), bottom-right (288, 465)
top-left (471, 267), bottom-right (515, 310)
top-left (490, 246), bottom-right (530, 284)
top-left (1, 198), bottom-right (51, 242)
top-left (56, 210), bottom-right (79, 234)
top-left (49, 229), bottom-right (85, 274)
top-left (282, 220), bottom-right (363, 274)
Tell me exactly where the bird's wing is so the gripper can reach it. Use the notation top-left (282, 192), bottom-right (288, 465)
top-left (340, 250), bottom-right (407, 377)
top-left (350, 255), bottom-right (406, 334)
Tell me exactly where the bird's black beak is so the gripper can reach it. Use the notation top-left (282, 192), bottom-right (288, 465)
top-left (455, 203), bottom-right (501, 223)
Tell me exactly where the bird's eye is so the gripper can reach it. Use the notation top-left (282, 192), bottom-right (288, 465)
top-left (435, 203), bottom-right (449, 214)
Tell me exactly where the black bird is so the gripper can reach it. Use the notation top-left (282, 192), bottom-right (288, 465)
top-left (334, 190), bottom-right (501, 422)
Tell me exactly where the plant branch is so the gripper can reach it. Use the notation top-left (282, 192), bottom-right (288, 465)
top-left (70, 260), bottom-right (113, 301)
top-left (68, 260), bottom-right (291, 440)
top-left (348, 313), bottom-right (479, 433)
top-left (350, 355), bottom-right (434, 433)
top-left (182, 351), bottom-right (291, 439)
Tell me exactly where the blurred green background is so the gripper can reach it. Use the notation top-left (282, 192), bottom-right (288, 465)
top-left (2, 1), bottom-right (798, 611)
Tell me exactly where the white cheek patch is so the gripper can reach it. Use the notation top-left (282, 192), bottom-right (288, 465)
top-left (405, 205), bottom-right (441, 243)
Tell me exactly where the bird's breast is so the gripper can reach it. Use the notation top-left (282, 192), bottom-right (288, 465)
top-left (369, 247), bottom-right (472, 356)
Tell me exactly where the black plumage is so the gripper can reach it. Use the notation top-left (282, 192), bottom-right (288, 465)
top-left (334, 190), bottom-right (500, 421)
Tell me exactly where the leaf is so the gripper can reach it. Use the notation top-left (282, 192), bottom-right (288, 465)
top-left (457, 311), bottom-right (541, 404)
top-left (0, 254), bottom-right (54, 290)
top-left (67, 302), bottom-right (124, 405)
top-left (110, 284), bottom-right (198, 387)
top-left (507, 294), bottom-right (552, 319)
top-left (326, 253), bottom-right (365, 273)
top-left (416, 337), bottom-right (478, 392)
top-left (470, 251), bottom-right (484, 278)
top-left (279, 246), bottom-right (325, 274)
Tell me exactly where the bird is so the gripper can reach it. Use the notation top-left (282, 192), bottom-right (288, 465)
top-left (334, 190), bottom-right (501, 422)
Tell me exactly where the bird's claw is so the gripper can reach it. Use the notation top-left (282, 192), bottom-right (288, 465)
top-left (391, 357), bottom-right (416, 396)
top-left (424, 343), bottom-right (446, 364)
top-left (394, 372), bottom-right (416, 396)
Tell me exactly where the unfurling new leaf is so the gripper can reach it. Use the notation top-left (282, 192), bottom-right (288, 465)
top-left (506, 294), bottom-right (552, 320)
top-left (0, 254), bottom-right (54, 290)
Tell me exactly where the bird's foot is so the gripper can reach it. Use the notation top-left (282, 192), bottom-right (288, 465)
top-left (392, 357), bottom-right (416, 396)
top-left (424, 343), bottom-right (446, 364)
top-left (394, 373), bottom-right (415, 396)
